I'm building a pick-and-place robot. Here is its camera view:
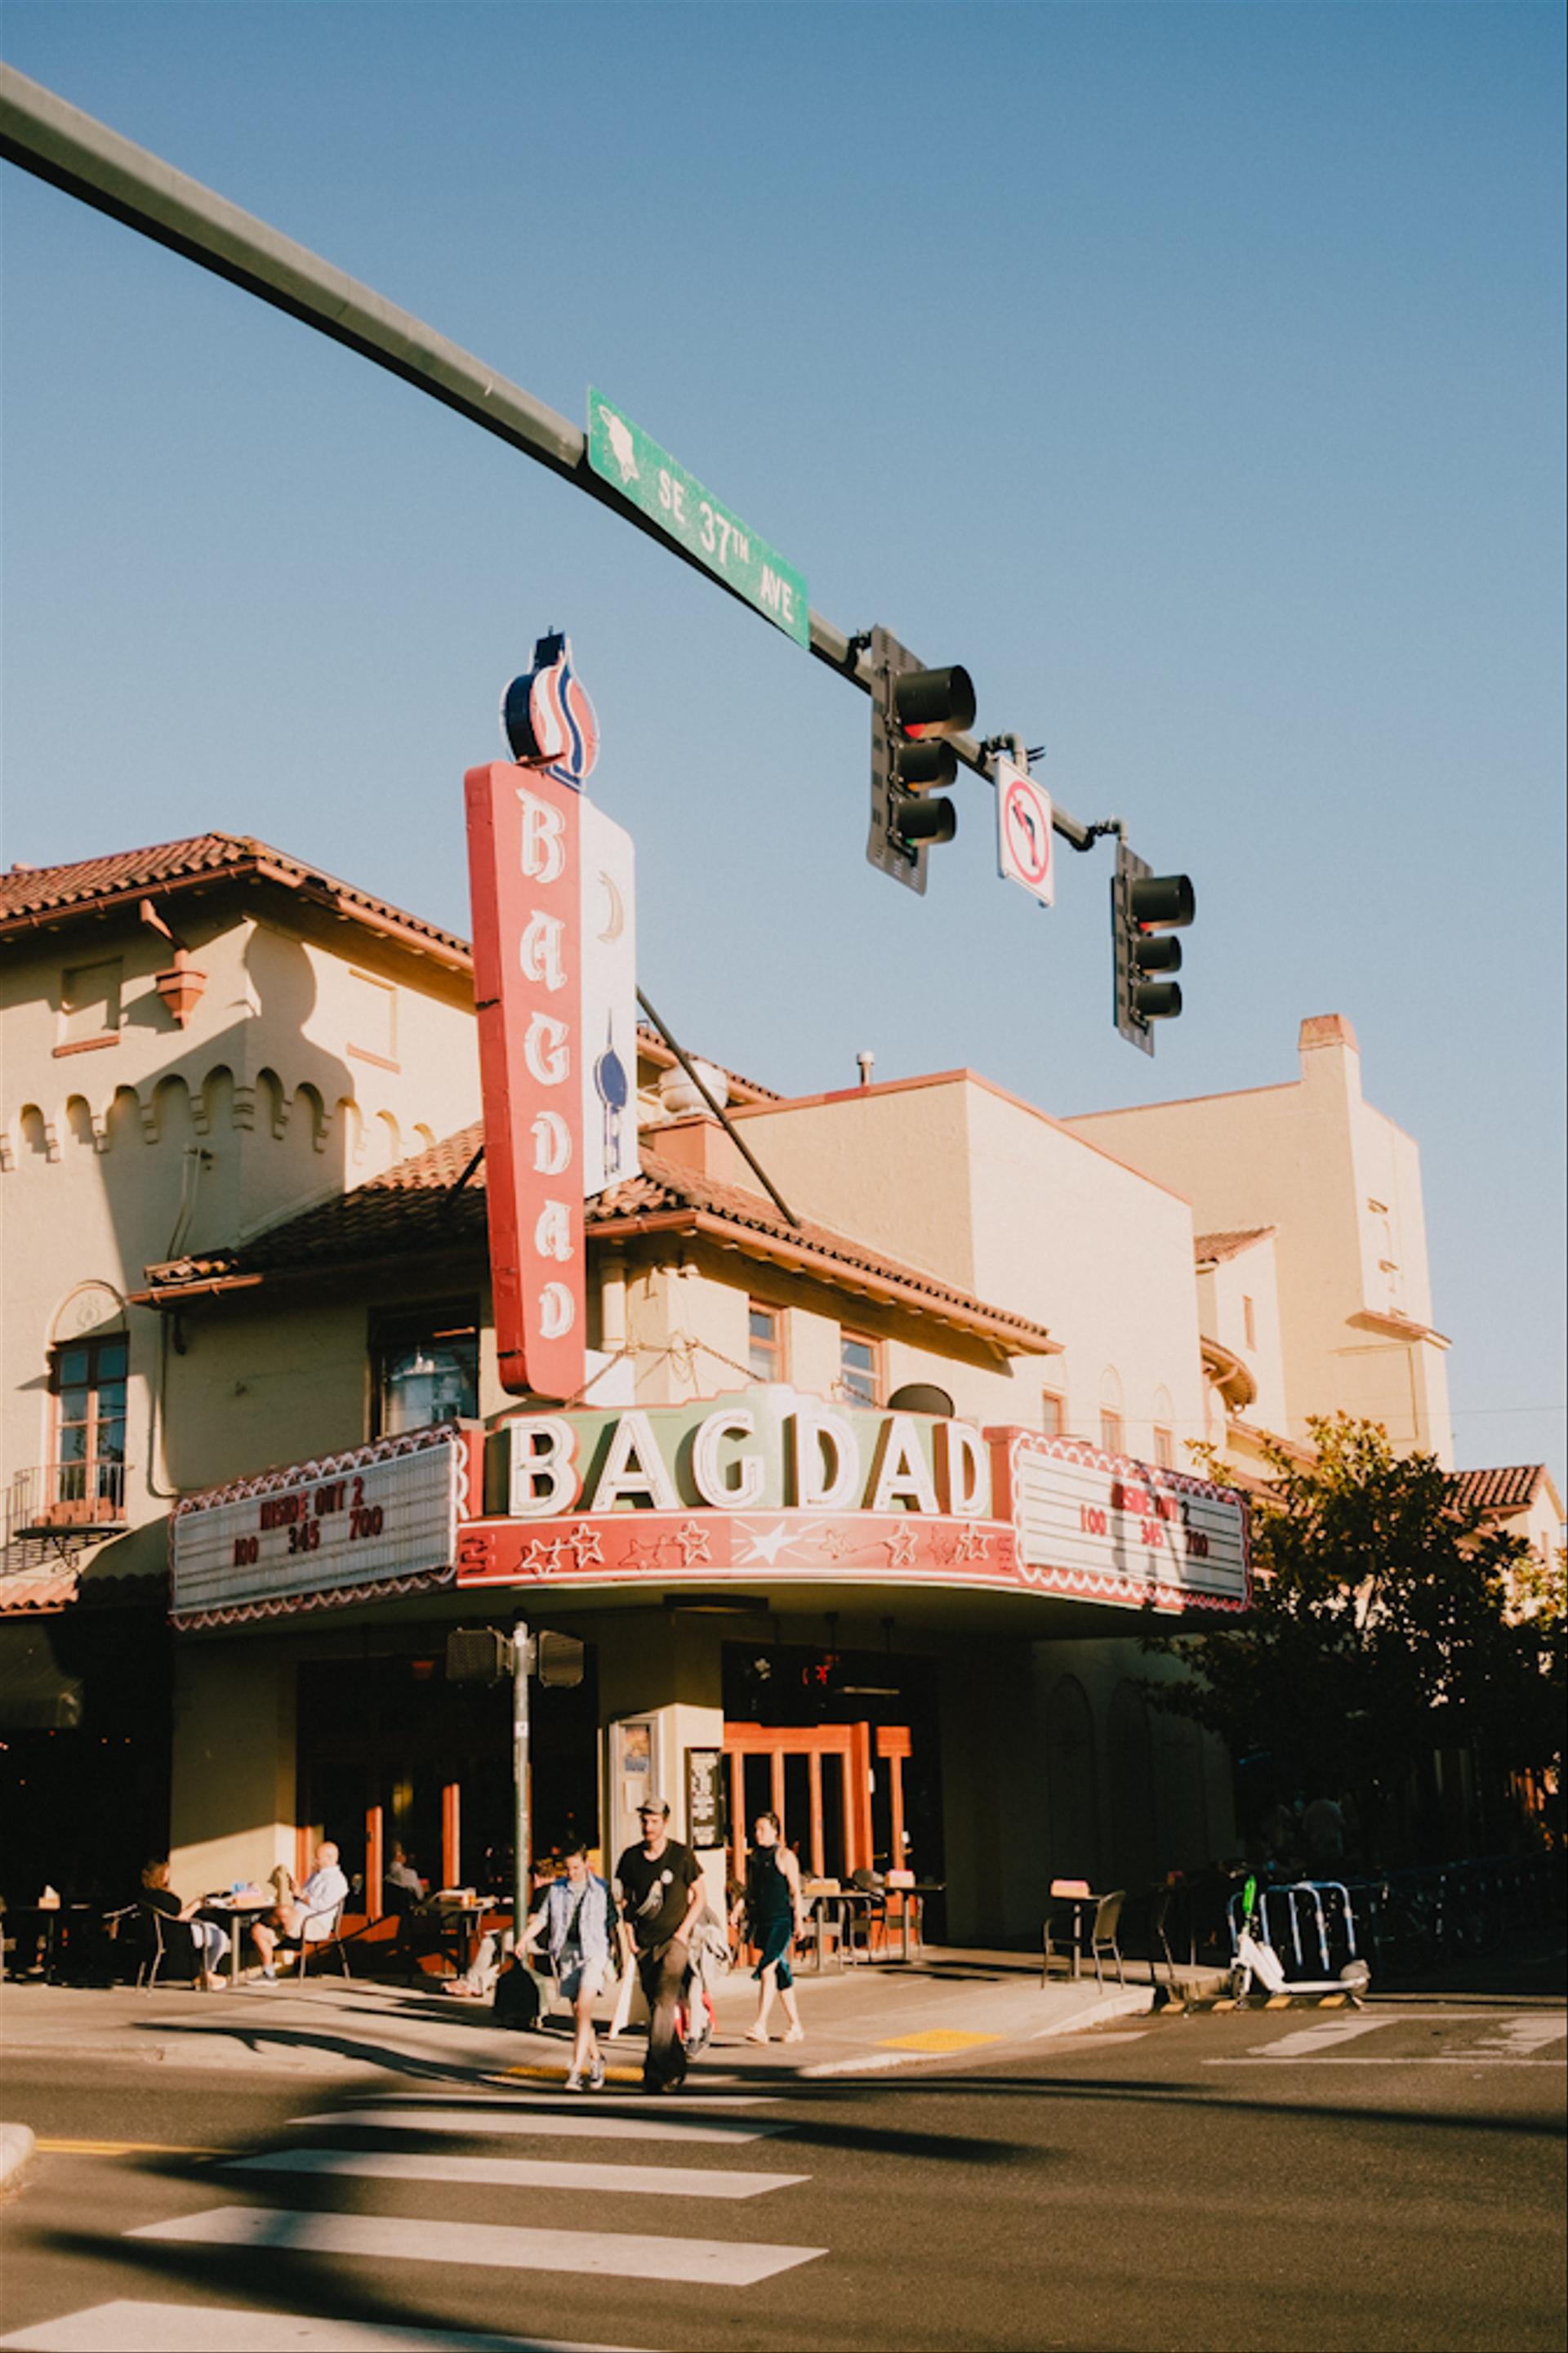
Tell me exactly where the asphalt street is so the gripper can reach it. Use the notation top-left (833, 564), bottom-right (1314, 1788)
top-left (2, 1991), bottom-right (1563, 2353)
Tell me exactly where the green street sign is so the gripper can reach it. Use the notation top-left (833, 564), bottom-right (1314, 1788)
top-left (587, 389), bottom-right (810, 648)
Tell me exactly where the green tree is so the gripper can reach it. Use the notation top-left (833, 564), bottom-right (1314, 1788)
top-left (1144, 1415), bottom-right (1564, 1860)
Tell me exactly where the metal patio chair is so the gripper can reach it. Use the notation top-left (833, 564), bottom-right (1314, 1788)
top-left (296, 1896), bottom-right (350, 1980)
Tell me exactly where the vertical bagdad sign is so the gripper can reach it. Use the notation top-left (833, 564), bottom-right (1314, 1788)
top-left (466, 633), bottom-right (635, 1401)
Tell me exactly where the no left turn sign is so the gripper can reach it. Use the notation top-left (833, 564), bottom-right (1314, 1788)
top-left (995, 759), bottom-right (1055, 907)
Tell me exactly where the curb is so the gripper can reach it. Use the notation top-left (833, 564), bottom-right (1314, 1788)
top-left (0, 2123), bottom-right (38, 2188)
top-left (801, 1982), bottom-right (1157, 2076)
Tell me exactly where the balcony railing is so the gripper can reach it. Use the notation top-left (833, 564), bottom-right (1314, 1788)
top-left (4, 1459), bottom-right (129, 1549)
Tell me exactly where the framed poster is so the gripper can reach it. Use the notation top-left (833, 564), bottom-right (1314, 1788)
top-left (685, 1747), bottom-right (728, 1852)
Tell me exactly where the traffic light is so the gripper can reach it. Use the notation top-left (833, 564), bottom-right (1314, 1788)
top-left (1113, 841), bottom-right (1196, 1053)
top-left (866, 625), bottom-right (976, 894)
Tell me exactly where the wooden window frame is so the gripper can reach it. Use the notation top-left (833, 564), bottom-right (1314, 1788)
top-left (1099, 1408), bottom-right (1125, 1456)
top-left (838, 1330), bottom-right (884, 1408)
top-left (48, 1333), bottom-right (129, 1517)
top-left (369, 1301), bottom-right (479, 1439)
top-left (1040, 1391), bottom-right (1065, 1437)
top-left (1153, 1426), bottom-right (1174, 1469)
top-left (747, 1299), bottom-right (788, 1385)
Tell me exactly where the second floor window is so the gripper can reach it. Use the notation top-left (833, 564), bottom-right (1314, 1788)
top-left (51, 1335), bottom-right (127, 1493)
top-left (1099, 1409), bottom-right (1125, 1455)
top-left (748, 1302), bottom-right (786, 1383)
top-left (1040, 1392), bottom-right (1064, 1437)
top-left (840, 1332), bottom-right (881, 1407)
top-left (59, 957), bottom-right (122, 1051)
top-left (1153, 1426), bottom-right (1174, 1468)
top-left (372, 1305), bottom-right (479, 1436)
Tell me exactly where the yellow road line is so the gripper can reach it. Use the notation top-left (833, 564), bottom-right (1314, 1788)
top-left (35, 2138), bottom-right (223, 2156)
top-left (877, 2030), bottom-right (1000, 2054)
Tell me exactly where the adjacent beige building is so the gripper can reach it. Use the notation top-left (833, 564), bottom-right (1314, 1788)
top-left (1065, 1013), bottom-right (1455, 1469)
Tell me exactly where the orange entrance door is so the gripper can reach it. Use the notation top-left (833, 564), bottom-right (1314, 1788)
top-left (724, 1722), bottom-right (912, 1885)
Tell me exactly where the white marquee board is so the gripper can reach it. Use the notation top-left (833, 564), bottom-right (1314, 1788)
top-left (172, 1427), bottom-right (471, 1617)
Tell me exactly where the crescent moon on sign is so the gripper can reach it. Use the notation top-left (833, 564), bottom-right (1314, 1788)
top-left (596, 871), bottom-right (625, 943)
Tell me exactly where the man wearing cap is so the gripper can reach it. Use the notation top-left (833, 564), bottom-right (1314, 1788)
top-left (614, 1797), bottom-right (706, 2093)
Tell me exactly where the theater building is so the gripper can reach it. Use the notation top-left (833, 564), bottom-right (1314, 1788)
top-left (131, 1046), bottom-right (1252, 1945)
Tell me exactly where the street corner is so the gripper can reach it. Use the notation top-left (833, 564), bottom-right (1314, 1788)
top-left (0, 2122), bottom-right (38, 2190)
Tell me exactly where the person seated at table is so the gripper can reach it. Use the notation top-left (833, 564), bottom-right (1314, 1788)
top-left (249, 1841), bottom-right (350, 1980)
top-left (442, 1857), bottom-right (554, 2001)
top-left (383, 1843), bottom-right (428, 1908)
top-left (140, 1859), bottom-right (229, 1990)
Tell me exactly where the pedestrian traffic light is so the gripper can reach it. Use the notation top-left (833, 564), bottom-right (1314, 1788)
top-left (866, 626), bottom-right (975, 894)
top-left (1113, 841), bottom-right (1195, 1053)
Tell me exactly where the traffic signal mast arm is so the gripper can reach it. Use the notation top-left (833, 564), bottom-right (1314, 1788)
top-left (1, 62), bottom-right (1100, 849)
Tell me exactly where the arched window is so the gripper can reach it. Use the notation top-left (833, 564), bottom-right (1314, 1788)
top-left (45, 1288), bottom-right (129, 1523)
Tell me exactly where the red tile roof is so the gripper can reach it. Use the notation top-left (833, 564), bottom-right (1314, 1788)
top-left (1195, 1228), bottom-right (1276, 1264)
top-left (0, 1571), bottom-right (80, 1615)
top-left (0, 832), bottom-right (471, 964)
top-left (1450, 1465), bottom-right (1550, 1516)
top-left (1, 836), bottom-right (784, 1102)
top-left (135, 1122), bottom-right (1058, 1357)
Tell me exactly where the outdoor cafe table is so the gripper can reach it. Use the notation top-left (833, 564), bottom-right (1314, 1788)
top-left (2, 1902), bottom-right (94, 1985)
top-left (1045, 1886), bottom-right (1104, 1980)
top-left (800, 1883), bottom-right (946, 1967)
top-left (432, 1895), bottom-right (510, 1979)
top-left (881, 1883), bottom-right (944, 1963)
top-left (196, 1897), bottom-right (273, 1987)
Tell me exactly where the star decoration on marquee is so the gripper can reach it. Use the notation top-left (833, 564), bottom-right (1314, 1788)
top-left (564, 1525), bottom-right (604, 1572)
top-left (675, 1521), bottom-right (712, 1567)
top-left (736, 1520), bottom-right (798, 1567)
top-left (884, 1523), bottom-right (921, 1570)
top-left (945, 1525), bottom-right (992, 1566)
top-left (518, 1535), bottom-right (567, 1577)
top-left (619, 1531), bottom-right (670, 1570)
top-left (813, 1525), bottom-right (859, 1563)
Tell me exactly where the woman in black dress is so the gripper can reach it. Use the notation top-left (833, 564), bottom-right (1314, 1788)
top-left (737, 1812), bottom-right (806, 2044)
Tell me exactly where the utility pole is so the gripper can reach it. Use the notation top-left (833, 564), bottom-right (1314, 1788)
top-left (512, 1620), bottom-right (531, 1942)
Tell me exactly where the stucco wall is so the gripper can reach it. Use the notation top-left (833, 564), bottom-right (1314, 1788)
top-left (1063, 1023), bottom-right (1453, 1460)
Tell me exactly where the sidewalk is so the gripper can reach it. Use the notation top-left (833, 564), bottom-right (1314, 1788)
top-left (0, 1945), bottom-right (1220, 2097)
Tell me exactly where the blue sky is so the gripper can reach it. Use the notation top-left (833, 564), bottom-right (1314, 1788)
top-left (3, 3), bottom-right (1564, 1490)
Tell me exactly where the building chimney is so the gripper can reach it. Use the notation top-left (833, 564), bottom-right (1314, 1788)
top-left (856, 1050), bottom-right (875, 1088)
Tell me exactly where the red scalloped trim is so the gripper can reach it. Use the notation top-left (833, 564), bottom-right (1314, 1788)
top-left (171, 1561), bottom-right (455, 1630)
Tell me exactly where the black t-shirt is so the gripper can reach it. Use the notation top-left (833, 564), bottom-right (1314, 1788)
top-left (142, 1884), bottom-right (197, 1963)
top-left (615, 1838), bottom-right (702, 1952)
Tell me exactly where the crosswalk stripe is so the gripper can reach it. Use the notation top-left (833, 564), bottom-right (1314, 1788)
top-left (129, 2204), bottom-right (826, 2286)
top-left (294, 2107), bottom-right (784, 2145)
top-left (0, 2299), bottom-right (646, 2351)
top-left (1206, 2055), bottom-right (1567, 2067)
top-left (229, 2147), bottom-right (805, 2199)
top-left (363, 2092), bottom-right (775, 2111)
top-left (1252, 2016), bottom-right (1391, 2059)
top-left (1465, 2017), bottom-right (1566, 2055)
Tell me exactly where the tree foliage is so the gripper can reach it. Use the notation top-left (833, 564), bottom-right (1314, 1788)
top-left (1144, 1415), bottom-right (1564, 1849)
